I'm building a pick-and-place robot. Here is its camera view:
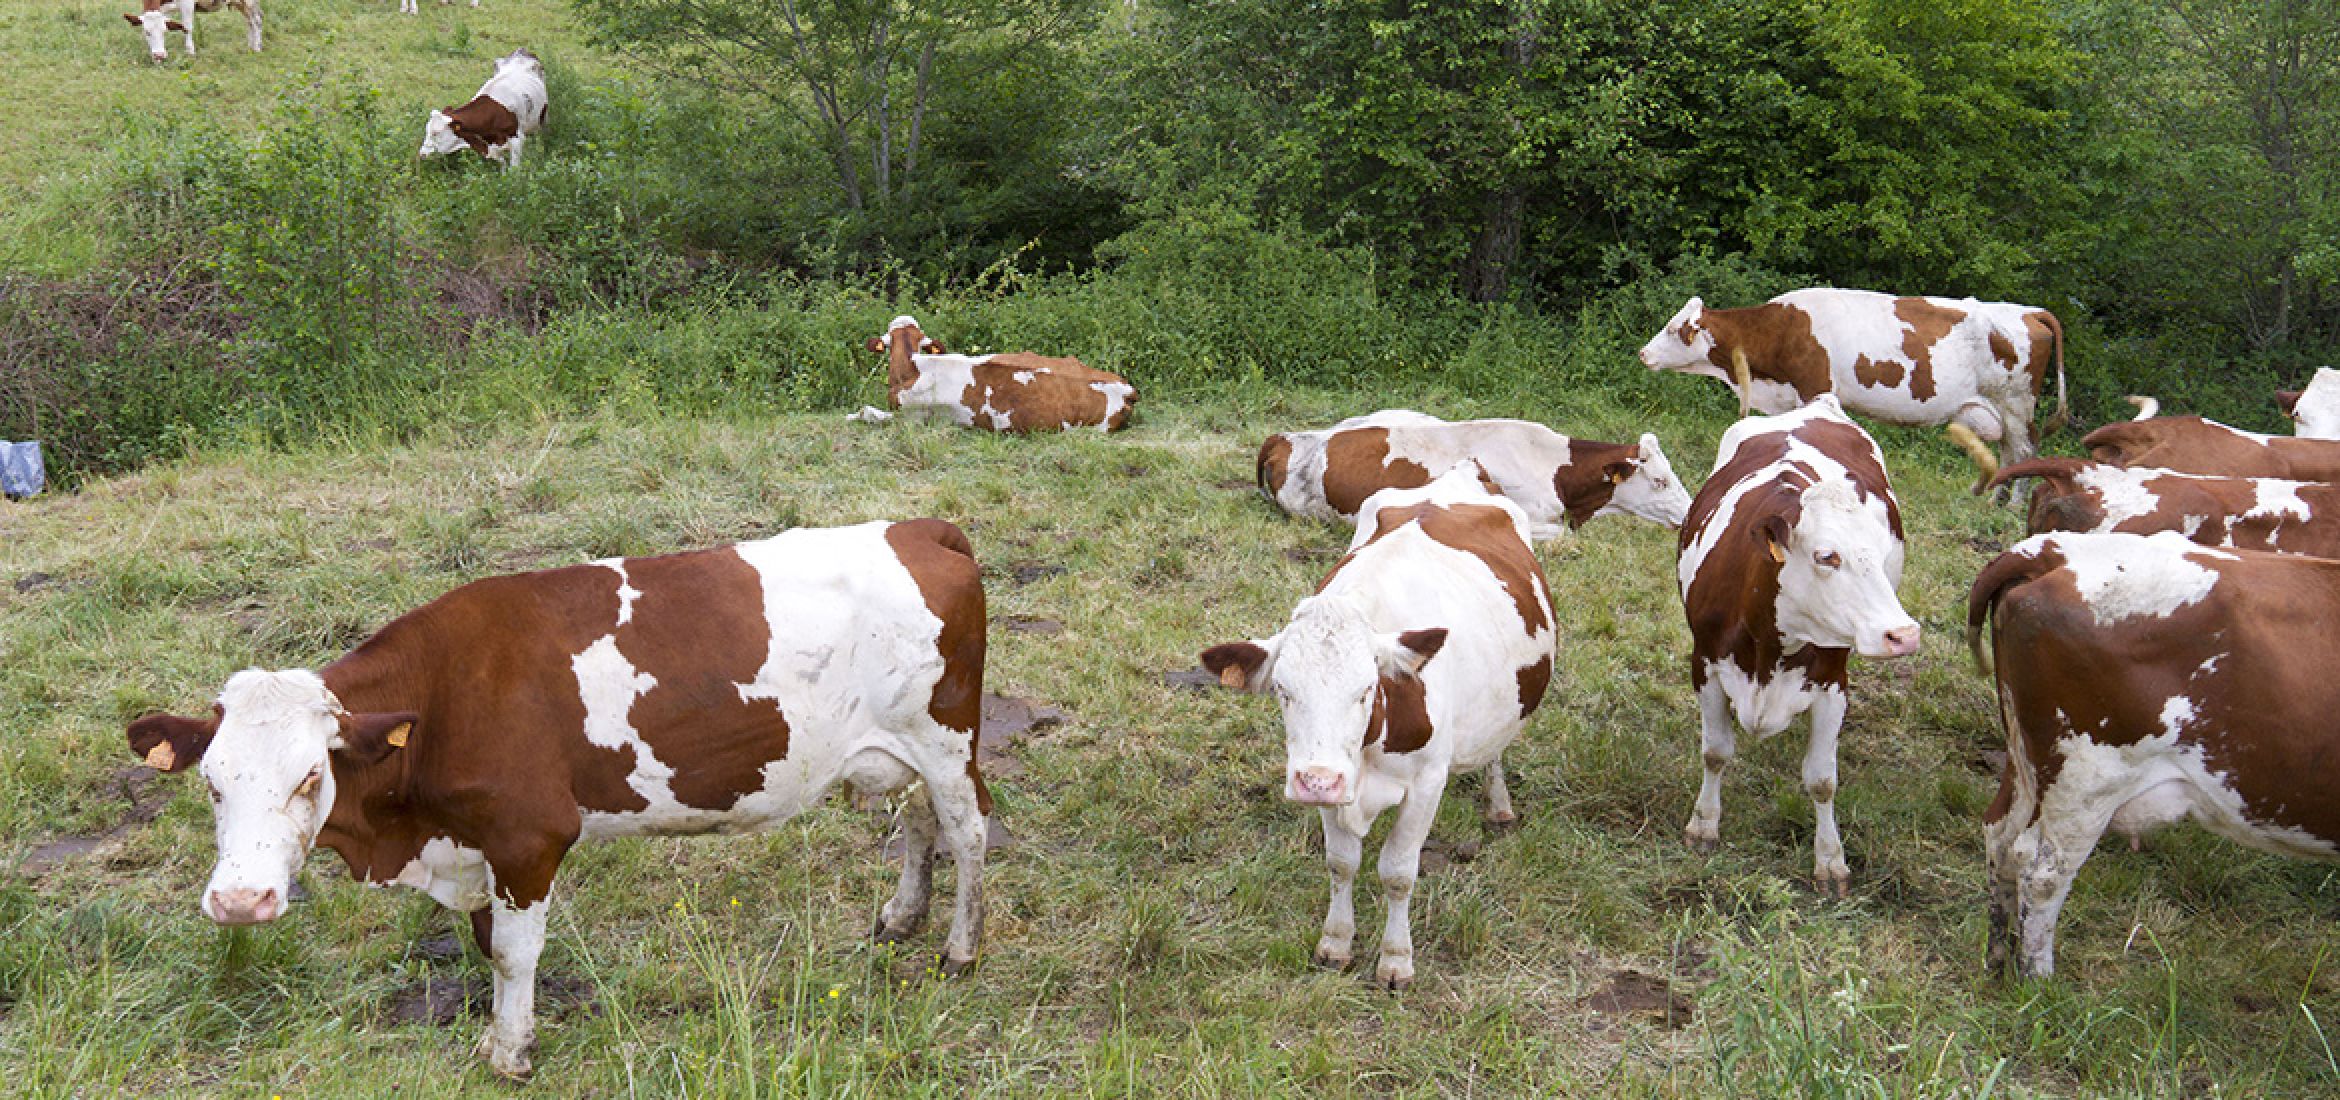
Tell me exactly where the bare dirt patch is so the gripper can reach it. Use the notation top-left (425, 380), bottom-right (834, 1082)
top-left (385, 974), bottom-right (597, 1027)
top-left (1582, 969), bottom-right (1693, 1030)
top-left (1162, 668), bottom-right (1221, 692)
top-left (1000, 616), bottom-right (1065, 636)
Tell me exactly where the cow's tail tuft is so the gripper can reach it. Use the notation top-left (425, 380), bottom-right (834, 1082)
top-left (1730, 347), bottom-right (1753, 420)
top-left (1967, 543), bottom-right (2059, 676)
top-left (2125, 394), bottom-right (2159, 421)
top-left (1946, 423), bottom-right (1999, 494)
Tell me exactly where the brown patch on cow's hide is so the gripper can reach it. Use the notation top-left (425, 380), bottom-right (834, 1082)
top-left (1368, 673), bottom-right (1435, 753)
top-left (1700, 303), bottom-right (1831, 401)
top-left (1554, 440), bottom-right (1634, 528)
top-left (1321, 428), bottom-right (1432, 518)
top-left (1893, 297), bottom-right (1964, 403)
top-left (611, 548), bottom-right (791, 812)
top-left (1852, 354), bottom-right (1904, 391)
top-left (2085, 417), bottom-right (2340, 480)
top-left (1987, 329), bottom-right (2019, 374)
top-left (1516, 655), bottom-right (1552, 718)
top-left (884, 323), bottom-right (928, 407)
top-left (958, 353), bottom-right (1133, 433)
top-left (886, 520), bottom-right (991, 815)
top-left (1257, 435), bottom-right (1293, 499)
top-left (2022, 311), bottom-right (2061, 394)
top-left (440, 94), bottom-right (521, 159)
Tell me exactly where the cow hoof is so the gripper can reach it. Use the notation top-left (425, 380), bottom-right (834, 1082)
top-left (1376, 960), bottom-right (1414, 991)
top-left (1484, 808), bottom-right (1519, 831)
top-left (1683, 825), bottom-right (1720, 854)
top-left (1814, 868), bottom-right (1851, 898)
top-left (870, 913), bottom-right (924, 944)
top-left (476, 1033), bottom-right (535, 1081)
top-left (938, 951), bottom-right (977, 978)
top-left (1312, 946), bottom-right (1352, 971)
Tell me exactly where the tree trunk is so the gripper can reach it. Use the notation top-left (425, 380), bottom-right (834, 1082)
top-left (1459, 1), bottom-right (1539, 303)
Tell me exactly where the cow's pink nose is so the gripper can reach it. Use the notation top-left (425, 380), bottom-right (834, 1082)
top-left (1881, 625), bottom-right (1922, 658)
top-left (209, 887), bottom-right (283, 925)
top-left (1288, 768), bottom-right (1347, 805)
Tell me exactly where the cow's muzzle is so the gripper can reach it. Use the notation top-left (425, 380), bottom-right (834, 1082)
top-left (1870, 624), bottom-right (1922, 659)
top-left (1286, 767), bottom-right (1350, 806)
top-left (205, 885), bottom-right (285, 925)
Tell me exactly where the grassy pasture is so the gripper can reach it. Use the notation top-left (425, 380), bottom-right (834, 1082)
top-left (6, 392), bottom-right (2340, 1097)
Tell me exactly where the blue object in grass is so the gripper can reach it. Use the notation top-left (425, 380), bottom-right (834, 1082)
top-left (1, 440), bottom-right (44, 498)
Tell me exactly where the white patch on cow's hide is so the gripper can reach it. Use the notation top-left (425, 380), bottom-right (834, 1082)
top-left (390, 836), bottom-right (492, 910)
top-left (2247, 478), bottom-right (2313, 523)
top-left (570, 635), bottom-right (687, 829)
top-left (1090, 381), bottom-right (1135, 429)
top-left (593, 559), bottom-right (642, 625)
top-left (2076, 465), bottom-right (2159, 527)
top-left (1708, 658), bottom-right (1826, 739)
top-left (2052, 730), bottom-right (2340, 859)
top-left (1012, 370), bottom-right (1035, 384)
top-left (2158, 695), bottom-right (2196, 738)
top-left (2045, 532), bottom-right (2226, 626)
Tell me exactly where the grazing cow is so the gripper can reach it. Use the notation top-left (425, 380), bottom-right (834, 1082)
top-left (1675, 397), bottom-right (1921, 893)
top-left (1985, 458), bottom-right (2340, 556)
top-left (2277, 367), bottom-right (2340, 439)
top-left (850, 315), bottom-right (1135, 433)
top-left (125, 0), bottom-right (260, 62)
top-left (1255, 409), bottom-right (1693, 541)
top-left (1639, 288), bottom-right (2068, 469)
top-left (125, 520), bottom-right (990, 1077)
top-left (1969, 531), bottom-right (2340, 977)
top-left (420, 50), bottom-right (548, 168)
top-left (2083, 415), bottom-right (2340, 481)
top-left (1201, 464), bottom-right (1555, 989)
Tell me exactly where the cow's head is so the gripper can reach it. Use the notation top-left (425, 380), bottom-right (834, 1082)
top-left (1639, 297), bottom-right (1717, 373)
top-left (123, 11), bottom-right (186, 62)
top-left (419, 110), bottom-right (472, 159)
top-left (1761, 480), bottom-right (1920, 658)
top-left (1202, 595), bottom-right (1445, 809)
top-left (865, 315), bottom-right (944, 357)
top-left (126, 670), bottom-right (414, 926)
top-left (1596, 433), bottom-right (1694, 528)
top-left (2283, 366), bottom-right (2340, 440)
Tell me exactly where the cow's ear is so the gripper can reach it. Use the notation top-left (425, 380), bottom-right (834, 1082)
top-left (127, 710), bottom-right (219, 773)
top-left (919, 338), bottom-right (944, 354)
top-left (332, 711), bottom-right (419, 766)
top-left (2278, 390), bottom-right (2303, 418)
top-left (1759, 514), bottom-right (1793, 564)
top-left (165, 19), bottom-right (185, 30)
top-left (124, 13), bottom-right (141, 24)
top-left (1603, 460), bottom-right (1637, 486)
top-left (1375, 628), bottom-right (1447, 682)
top-left (1200, 638), bottom-right (1278, 693)
top-left (865, 336), bottom-right (887, 354)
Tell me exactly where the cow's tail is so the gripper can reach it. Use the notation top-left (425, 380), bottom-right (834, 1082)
top-left (1946, 423), bottom-right (1999, 494)
top-left (2040, 312), bottom-right (2070, 433)
top-left (1255, 434), bottom-right (1292, 504)
top-left (1967, 542), bottom-right (2059, 676)
top-left (1984, 457), bottom-right (2088, 499)
top-left (2125, 394), bottom-right (2159, 421)
top-left (1730, 347), bottom-right (1753, 420)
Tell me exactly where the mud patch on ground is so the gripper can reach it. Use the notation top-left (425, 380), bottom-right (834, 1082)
top-left (1418, 836), bottom-right (1482, 875)
top-left (1163, 668), bottom-right (1221, 692)
top-left (1283, 547), bottom-right (1337, 563)
top-left (385, 974), bottom-right (598, 1027)
top-left (1583, 969), bottom-right (1693, 1029)
top-left (1000, 561), bottom-right (1066, 586)
top-left (1213, 478), bottom-right (1254, 491)
top-left (17, 766), bottom-right (167, 877)
top-left (1000, 616), bottom-right (1064, 636)
top-left (974, 693), bottom-right (1067, 780)
top-left (13, 572), bottom-right (58, 594)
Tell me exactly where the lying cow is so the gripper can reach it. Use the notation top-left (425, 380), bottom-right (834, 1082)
top-left (125, 0), bottom-right (260, 62)
top-left (1202, 463), bottom-right (1554, 989)
top-left (421, 50), bottom-right (548, 168)
top-left (1640, 287), bottom-right (2067, 469)
top-left (851, 315), bottom-right (1136, 433)
top-left (2278, 367), bottom-right (2340, 439)
top-left (125, 520), bottom-right (990, 1077)
top-left (1256, 410), bottom-right (1692, 541)
top-left (2083, 414), bottom-right (2340, 481)
top-left (1969, 531), bottom-right (2340, 977)
top-left (1675, 396), bottom-right (1921, 894)
top-left (1985, 458), bottom-right (2340, 556)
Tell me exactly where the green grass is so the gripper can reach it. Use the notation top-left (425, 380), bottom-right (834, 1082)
top-left (7, 392), bottom-right (2340, 1096)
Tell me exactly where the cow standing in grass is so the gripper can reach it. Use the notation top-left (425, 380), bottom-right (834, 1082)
top-left (125, 520), bottom-right (990, 1078)
top-left (1202, 464), bottom-right (1554, 989)
top-left (1674, 397), bottom-right (1921, 893)
top-left (420, 50), bottom-right (548, 168)
top-left (124, 0), bottom-right (261, 62)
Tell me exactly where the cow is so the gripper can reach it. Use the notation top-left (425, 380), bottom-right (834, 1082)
top-left (2277, 367), bottom-right (2340, 439)
top-left (1674, 396), bottom-right (1921, 894)
top-left (849, 315), bottom-right (1136, 433)
top-left (1255, 409), bottom-right (1693, 541)
top-left (420, 50), bottom-right (548, 168)
top-left (2082, 414), bottom-right (2340, 481)
top-left (401, 1), bottom-right (482, 12)
top-left (1639, 287), bottom-right (2068, 470)
top-left (125, 0), bottom-right (260, 62)
top-left (1200, 463), bottom-right (1555, 990)
top-left (123, 520), bottom-right (991, 1077)
top-left (1984, 458), bottom-right (2340, 556)
top-left (1968, 531), bottom-right (2340, 977)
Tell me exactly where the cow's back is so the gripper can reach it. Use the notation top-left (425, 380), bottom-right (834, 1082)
top-left (964, 355), bottom-right (1134, 432)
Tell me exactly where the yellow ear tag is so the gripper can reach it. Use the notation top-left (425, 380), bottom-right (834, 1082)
top-left (386, 723), bottom-right (411, 749)
top-left (1218, 666), bottom-right (1247, 690)
top-left (1610, 469), bottom-right (1631, 485)
top-left (1768, 541), bottom-right (1788, 565)
top-left (145, 742), bottom-right (177, 771)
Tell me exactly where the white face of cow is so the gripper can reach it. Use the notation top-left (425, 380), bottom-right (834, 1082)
top-left (872, 315), bottom-right (943, 356)
top-left (1639, 297), bottom-right (1716, 374)
top-left (192, 670), bottom-right (346, 925)
top-left (2291, 367), bottom-right (2340, 439)
top-left (1768, 481), bottom-right (1920, 658)
top-left (1215, 596), bottom-right (1440, 807)
top-left (1602, 433), bottom-right (1694, 527)
top-left (125, 11), bottom-right (181, 62)
top-left (419, 110), bottom-right (467, 159)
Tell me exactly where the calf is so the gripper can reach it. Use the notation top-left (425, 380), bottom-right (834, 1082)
top-left (420, 50), bottom-right (548, 168)
top-left (1201, 464), bottom-right (1554, 989)
top-left (1675, 397), bottom-right (1920, 893)
top-left (125, 0), bottom-right (260, 62)
top-left (1640, 287), bottom-right (2067, 469)
top-left (850, 315), bottom-right (1135, 433)
top-left (2277, 367), bottom-right (2340, 439)
top-left (1256, 409), bottom-right (1692, 541)
top-left (2083, 414), bottom-right (2340, 480)
top-left (126, 520), bottom-right (990, 1077)
top-left (1987, 458), bottom-right (2340, 555)
top-left (1969, 531), bottom-right (2340, 977)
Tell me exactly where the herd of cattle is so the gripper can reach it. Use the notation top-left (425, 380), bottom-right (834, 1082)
top-left (110, 289), bottom-right (2340, 1074)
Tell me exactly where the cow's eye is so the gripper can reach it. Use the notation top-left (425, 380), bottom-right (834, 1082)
top-left (1815, 551), bottom-right (1843, 569)
top-left (293, 769), bottom-right (322, 800)
top-left (207, 783), bottom-right (223, 804)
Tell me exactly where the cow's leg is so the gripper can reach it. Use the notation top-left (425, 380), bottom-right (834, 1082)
top-left (243, 0), bottom-right (261, 52)
top-left (921, 765), bottom-right (988, 976)
top-left (1314, 808), bottom-right (1362, 970)
top-left (873, 779), bottom-right (938, 943)
top-left (1983, 797), bottom-right (2031, 978)
top-left (1373, 769), bottom-right (1447, 991)
top-left (1684, 676), bottom-right (1735, 852)
top-left (1803, 687), bottom-right (1851, 896)
top-left (1480, 759), bottom-right (1516, 828)
top-left (180, 0), bottom-right (197, 56)
top-left (474, 893), bottom-right (549, 1079)
top-left (2014, 784), bottom-right (2115, 979)
top-left (503, 134), bottom-right (525, 169)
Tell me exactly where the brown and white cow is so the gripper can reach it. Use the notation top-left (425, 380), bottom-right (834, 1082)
top-left (1986, 458), bottom-right (2340, 556)
top-left (400, 1), bottom-right (482, 14)
top-left (2083, 414), bottom-right (2340, 481)
top-left (2277, 367), bottom-right (2340, 439)
top-left (1675, 396), bottom-right (1921, 893)
top-left (1640, 287), bottom-right (2068, 469)
top-left (420, 50), bottom-right (548, 168)
top-left (1201, 463), bottom-right (1555, 989)
top-left (125, 0), bottom-right (260, 63)
top-left (849, 315), bottom-right (1135, 433)
top-left (1969, 531), bottom-right (2340, 977)
top-left (1255, 409), bottom-right (1693, 541)
top-left (125, 520), bottom-right (989, 1077)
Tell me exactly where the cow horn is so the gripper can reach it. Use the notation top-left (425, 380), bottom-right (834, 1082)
top-left (2125, 395), bottom-right (2159, 421)
top-left (1946, 423), bottom-right (1998, 495)
top-left (1730, 347), bottom-right (1752, 420)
